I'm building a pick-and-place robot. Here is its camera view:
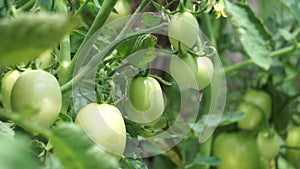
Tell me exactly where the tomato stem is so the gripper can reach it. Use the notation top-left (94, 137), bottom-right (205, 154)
top-left (224, 43), bottom-right (300, 74)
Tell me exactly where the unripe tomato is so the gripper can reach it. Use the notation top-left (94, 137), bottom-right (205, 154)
top-left (256, 130), bottom-right (280, 159)
top-left (213, 132), bottom-right (261, 169)
top-left (168, 12), bottom-right (199, 53)
top-left (169, 55), bottom-right (213, 90)
top-left (243, 90), bottom-right (272, 119)
top-left (169, 53), bottom-right (198, 88)
top-left (195, 56), bottom-right (214, 90)
top-left (75, 103), bottom-right (126, 156)
top-left (285, 126), bottom-right (300, 168)
top-left (237, 90), bottom-right (272, 130)
top-left (237, 103), bottom-right (263, 130)
top-left (11, 70), bottom-right (62, 128)
top-left (1, 70), bottom-right (20, 110)
top-left (125, 76), bottom-right (164, 123)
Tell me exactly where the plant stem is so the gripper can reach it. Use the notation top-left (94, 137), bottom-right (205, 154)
top-left (203, 13), bottom-right (217, 48)
top-left (60, 23), bottom-right (168, 93)
top-left (55, 0), bottom-right (72, 114)
top-left (225, 43), bottom-right (300, 74)
top-left (0, 109), bottom-right (51, 138)
top-left (68, 0), bottom-right (118, 73)
top-left (15, 0), bottom-right (36, 13)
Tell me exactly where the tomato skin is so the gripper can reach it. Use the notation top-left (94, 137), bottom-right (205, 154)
top-left (75, 103), bottom-right (126, 156)
top-left (238, 90), bottom-right (272, 130)
top-left (168, 12), bottom-right (199, 53)
top-left (11, 70), bottom-right (62, 128)
top-left (213, 132), bottom-right (261, 169)
top-left (170, 53), bottom-right (198, 88)
top-left (125, 76), bottom-right (164, 123)
top-left (256, 130), bottom-right (280, 159)
top-left (195, 56), bottom-right (214, 90)
top-left (285, 126), bottom-right (300, 168)
top-left (1, 70), bottom-right (20, 110)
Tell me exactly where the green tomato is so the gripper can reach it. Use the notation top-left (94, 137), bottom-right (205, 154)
top-left (125, 76), bottom-right (164, 123)
top-left (256, 129), bottom-right (280, 159)
top-left (169, 55), bottom-right (213, 90)
top-left (1, 70), bottom-right (20, 110)
top-left (195, 56), bottom-right (214, 90)
top-left (285, 126), bottom-right (300, 168)
top-left (243, 90), bottom-right (272, 119)
top-left (168, 12), bottom-right (199, 53)
top-left (237, 103), bottom-right (263, 130)
top-left (11, 70), bottom-right (62, 128)
top-left (169, 53), bottom-right (198, 88)
top-left (238, 90), bottom-right (272, 131)
top-left (213, 132), bottom-right (262, 169)
top-left (75, 103), bottom-right (126, 156)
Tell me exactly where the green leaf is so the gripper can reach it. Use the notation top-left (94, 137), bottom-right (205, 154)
top-left (50, 123), bottom-right (119, 169)
top-left (0, 136), bottom-right (39, 169)
top-left (219, 111), bottom-right (245, 126)
top-left (193, 155), bottom-right (221, 166)
top-left (117, 34), bottom-right (157, 68)
top-left (277, 0), bottom-right (300, 24)
top-left (0, 12), bottom-right (81, 66)
top-left (225, 1), bottom-right (272, 70)
top-left (141, 12), bottom-right (162, 27)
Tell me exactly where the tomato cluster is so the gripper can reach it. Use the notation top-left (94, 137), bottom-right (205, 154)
top-left (168, 12), bottom-right (214, 90)
top-left (1, 70), bottom-right (62, 128)
top-left (214, 89), bottom-right (300, 169)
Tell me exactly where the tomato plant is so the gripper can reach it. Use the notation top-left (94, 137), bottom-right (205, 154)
top-left (1, 70), bottom-right (20, 110)
top-left (125, 76), bottom-right (164, 123)
top-left (213, 132), bottom-right (261, 169)
top-left (0, 0), bottom-right (299, 168)
top-left (168, 11), bottom-right (199, 53)
top-left (11, 70), bottom-right (62, 128)
top-left (75, 103), bottom-right (126, 156)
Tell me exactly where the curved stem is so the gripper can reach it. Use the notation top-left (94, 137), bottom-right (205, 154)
top-left (225, 43), bottom-right (300, 74)
top-left (67, 0), bottom-right (119, 84)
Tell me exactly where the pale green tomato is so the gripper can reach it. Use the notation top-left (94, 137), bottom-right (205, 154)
top-left (75, 103), bottom-right (126, 156)
top-left (169, 53), bottom-right (198, 89)
top-left (256, 130), bottom-right (280, 159)
top-left (195, 56), bottom-right (214, 90)
top-left (285, 126), bottom-right (300, 168)
top-left (125, 76), bottom-right (164, 124)
top-left (213, 132), bottom-right (262, 169)
top-left (243, 90), bottom-right (272, 119)
top-left (11, 70), bottom-right (62, 128)
top-left (237, 102), bottom-right (263, 130)
top-left (168, 12), bottom-right (199, 53)
top-left (1, 70), bottom-right (20, 110)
